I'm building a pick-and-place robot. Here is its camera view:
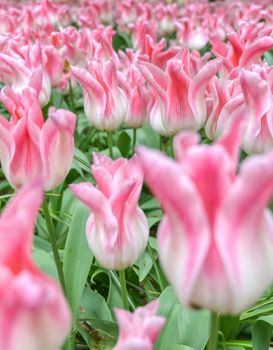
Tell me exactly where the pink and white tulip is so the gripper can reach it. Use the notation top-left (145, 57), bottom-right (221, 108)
top-left (0, 86), bottom-right (76, 190)
top-left (113, 300), bottom-right (165, 350)
top-left (71, 60), bottom-right (127, 131)
top-left (138, 126), bottom-right (273, 314)
top-left (70, 154), bottom-right (149, 271)
top-left (0, 180), bottom-right (71, 350)
top-left (124, 67), bottom-right (149, 128)
top-left (140, 57), bottom-right (221, 136)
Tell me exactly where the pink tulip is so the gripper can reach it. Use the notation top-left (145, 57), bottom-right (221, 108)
top-left (0, 86), bottom-right (76, 190)
top-left (124, 67), bottom-right (149, 128)
top-left (0, 43), bottom-right (51, 106)
top-left (156, 4), bottom-right (178, 36)
top-left (113, 300), bottom-right (165, 350)
top-left (140, 57), bottom-right (221, 136)
top-left (0, 180), bottom-right (71, 350)
top-left (70, 154), bottom-right (149, 270)
top-left (215, 69), bottom-right (273, 153)
top-left (211, 24), bottom-right (273, 75)
top-left (71, 60), bottom-right (127, 131)
top-left (176, 18), bottom-right (208, 50)
top-left (138, 126), bottom-right (273, 314)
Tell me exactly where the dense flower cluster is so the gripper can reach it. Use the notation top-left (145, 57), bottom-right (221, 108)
top-left (1, 0), bottom-right (273, 349)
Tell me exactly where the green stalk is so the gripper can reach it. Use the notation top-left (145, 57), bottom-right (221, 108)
top-left (132, 128), bottom-right (137, 154)
top-left (69, 79), bottom-right (76, 113)
top-left (42, 199), bottom-right (66, 293)
top-left (147, 243), bottom-right (164, 292)
top-left (207, 312), bottom-right (219, 350)
top-left (169, 136), bottom-right (175, 158)
top-left (119, 270), bottom-right (129, 310)
top-left (64, 331), bottom-right (76, 350)
top-left (107, 131), bottom-right (113, 158)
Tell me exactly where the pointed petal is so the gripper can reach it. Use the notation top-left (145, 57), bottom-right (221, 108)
top-left (71, 65), bottom-right (106, 129)
top-left (0, 179), bottom-right (44, 272)
top-left (41, 108), bottom-right (76, 190)
top-left (189, 58), bottom-right (222, 128)
top-left (0, 118), bottom-right (14, 184)
top-left (10, 118), bottom-right (42, 189)
top-left (240, 37), bottom-right (273, 68)
top-left (137, 146), bottom-right (210, 303)
top-left (216, 151), bottom-right (273, 313)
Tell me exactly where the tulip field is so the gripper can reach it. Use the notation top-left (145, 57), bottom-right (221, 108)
top-left (2, 0), bottom-right (273, 349)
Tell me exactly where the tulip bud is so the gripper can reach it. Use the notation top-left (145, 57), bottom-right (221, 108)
top-left (70, 154), bottom-right (149, 270)
top-left (113, 300), bottom-right (165, 350)
top-left (71, 60), bottom-right (127, 131)
top-left (0, 87), bottom-right (76, 190)
top-left (138, 125), bottom-right (273, 314)
top-left (0, 180), bottom-right (71, 350)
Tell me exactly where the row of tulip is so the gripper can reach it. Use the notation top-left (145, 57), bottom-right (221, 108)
top-left (1, 0), bottom-right (273, 349)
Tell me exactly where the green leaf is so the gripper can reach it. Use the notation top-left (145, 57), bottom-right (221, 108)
top-left (33, 235), bottom-right (52, 252)
top-left (177, 306), bottom-right (210, 350)
top-left (32, 247), bottom-right (58, 280)
top-left (51, 89), bottom-right (63, 108)
top-left (161, 346), bottom-right (194, 350)
top-left (107, 271), bottom-right (123, 311)
top-left (252, 315), bottom-right (273, 350)
top-left (141, 197), bottom-right (160, 210)
top-left (73, 147), bottom-right (91, 174)
top-left (79, 287), bottom-right (113, 322)
top-left (220, 314), bottom-right (240, 339)
top-left (63, 201), bottom-right (93, 325)
top-left (138, 122), bottom-right (160, 149)
top-left (113, 32), bottom-right (132, 51)
top-left (264, 51), bottom-right (273, 66)
top-left (156, 287), bottom-right (210, 350)
top-left (117, 131), bottom-right (131, 157)
top-left (137, 250), bottom-right (153, 282)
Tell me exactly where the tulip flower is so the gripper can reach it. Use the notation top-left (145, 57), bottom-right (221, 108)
top-left (71, 59), bottom-right (127, 131)
top-left (124, 67), bottom-right (149, 129)
top-left (70, 153), bottom-right (149, 270)
top-left (113, 300), bottom-right (165, 350)
top-left (215, 69), bottom-right (273, 154)
top-left (140, 57), bottom-right (221, 136)
top-left (0, 42), bottom-right (52, 106)
top-left (0, 86), bottom-right (76, 190)
top-left (138, 126), bottom-right (273, 314)
top-left (0, 179), bottom-right (71, 350)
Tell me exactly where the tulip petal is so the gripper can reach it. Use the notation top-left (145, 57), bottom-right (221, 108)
top-left (0, 53), bottom-right (31, 92)
top-left (0, 117), bottom-right (14, 184)
top-left (41, 107), bottom-right (76, 190)
top-left (139, 63), bottom-right (167, 103)
top-left (165, 60), bottom-right (194, 132)
top-left (240, 37), bottom-right (273, 68)
top-left (69, 182), bottom-right (115, 232)
top-left (240, 69), bottom-right (271, 120)
top-left (189, 58), bottom-right (222, 128)
top-left (216, 151), bottom-right (273, 313)
top-left (0, 271), bottom-right (71, 350)
top-left (137, 146), bottom-right (210, 303)
top-left (0, 179), bottom-right (43, 273)
top-left (9, 118), bottom-right (42, 189)
top-left (71, 65), bottom-right (107, 129)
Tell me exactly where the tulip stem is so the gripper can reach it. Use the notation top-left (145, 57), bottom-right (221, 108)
top-left (132, 128), bottom-right (137, 154)
top-left (169, 136), bottom-right (174, 158)
top-left (147, 243), bottom-right (164, 292)
top-left (207, 312), bottom-right (219, 350)
top-left (119, 270), bottom-right (129, 310)
top-left (69, 80), bottom-right (76, 113)
top-left (42, 199), bottom-right (66, 294)
top-left (107, 131), bottom-right (113, 158)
